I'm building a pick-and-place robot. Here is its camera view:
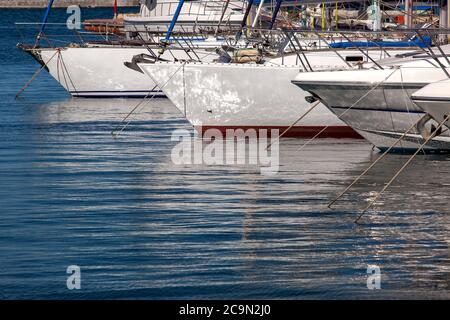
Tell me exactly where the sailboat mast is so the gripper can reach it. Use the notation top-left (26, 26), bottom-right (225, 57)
top-left (405, 0), bottom-right (413, 27)
top-left (215, 0), bottom-right (231, 35)
top-left (35, 0), bottom-right (55, 46)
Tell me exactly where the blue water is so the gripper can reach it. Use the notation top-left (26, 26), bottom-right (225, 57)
top-left (1, 8), bottom-right (450, 300)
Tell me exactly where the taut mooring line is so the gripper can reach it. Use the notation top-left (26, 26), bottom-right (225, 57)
top-left (297, 67), bottom-right (399, 152)
top-left (355, 114), bottom-right (450, 223)
top-left (327, 115), bottom-right (426, 208)
top-left (266, 100), bottom-right (321, 151)
top-left (111, 84), bottom-right (159, 138)
top-left (16, 49), bottom-right (59, 99)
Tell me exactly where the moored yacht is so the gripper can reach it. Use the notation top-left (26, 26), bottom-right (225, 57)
top-left (292, 45), bottom-right (450, 151)
top-left (135, 48), bottom-right (412, 137)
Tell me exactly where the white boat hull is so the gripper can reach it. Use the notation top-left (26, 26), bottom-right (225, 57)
top-left (30, 46), bottom-right (217, 98)
top-left (293, 66), bottom-right (450, 151)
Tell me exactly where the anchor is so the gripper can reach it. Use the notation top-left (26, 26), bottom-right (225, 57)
top-left (416, 113), bottom-right (443, 140)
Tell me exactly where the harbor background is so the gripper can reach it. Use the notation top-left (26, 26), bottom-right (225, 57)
top-left (0, 0), bottom-right (139, 8)
top-left (1, 7), bottom-right (450, 299)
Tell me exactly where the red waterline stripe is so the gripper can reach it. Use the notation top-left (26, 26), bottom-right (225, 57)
top-left (197, 126), bottom-right (363, 139)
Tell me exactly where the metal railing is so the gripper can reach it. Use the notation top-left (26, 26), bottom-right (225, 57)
top-left (141, 0), bottom-right (246, 18)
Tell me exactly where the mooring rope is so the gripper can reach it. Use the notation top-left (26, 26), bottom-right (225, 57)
top-left (57, 54), bottom-right (70, 94)
top-left (111, 49), bottom-right (219, 137)
top-left (327, 115), bottom-right (426, 209)
top-left (399, 67), bottom-right (425, 152)
top-left (355, 114), bottom-right (450, 223)
top-left (15, 49), bottom-right (60, 99)
top-left (266, 100), bottom-right (321, 151)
